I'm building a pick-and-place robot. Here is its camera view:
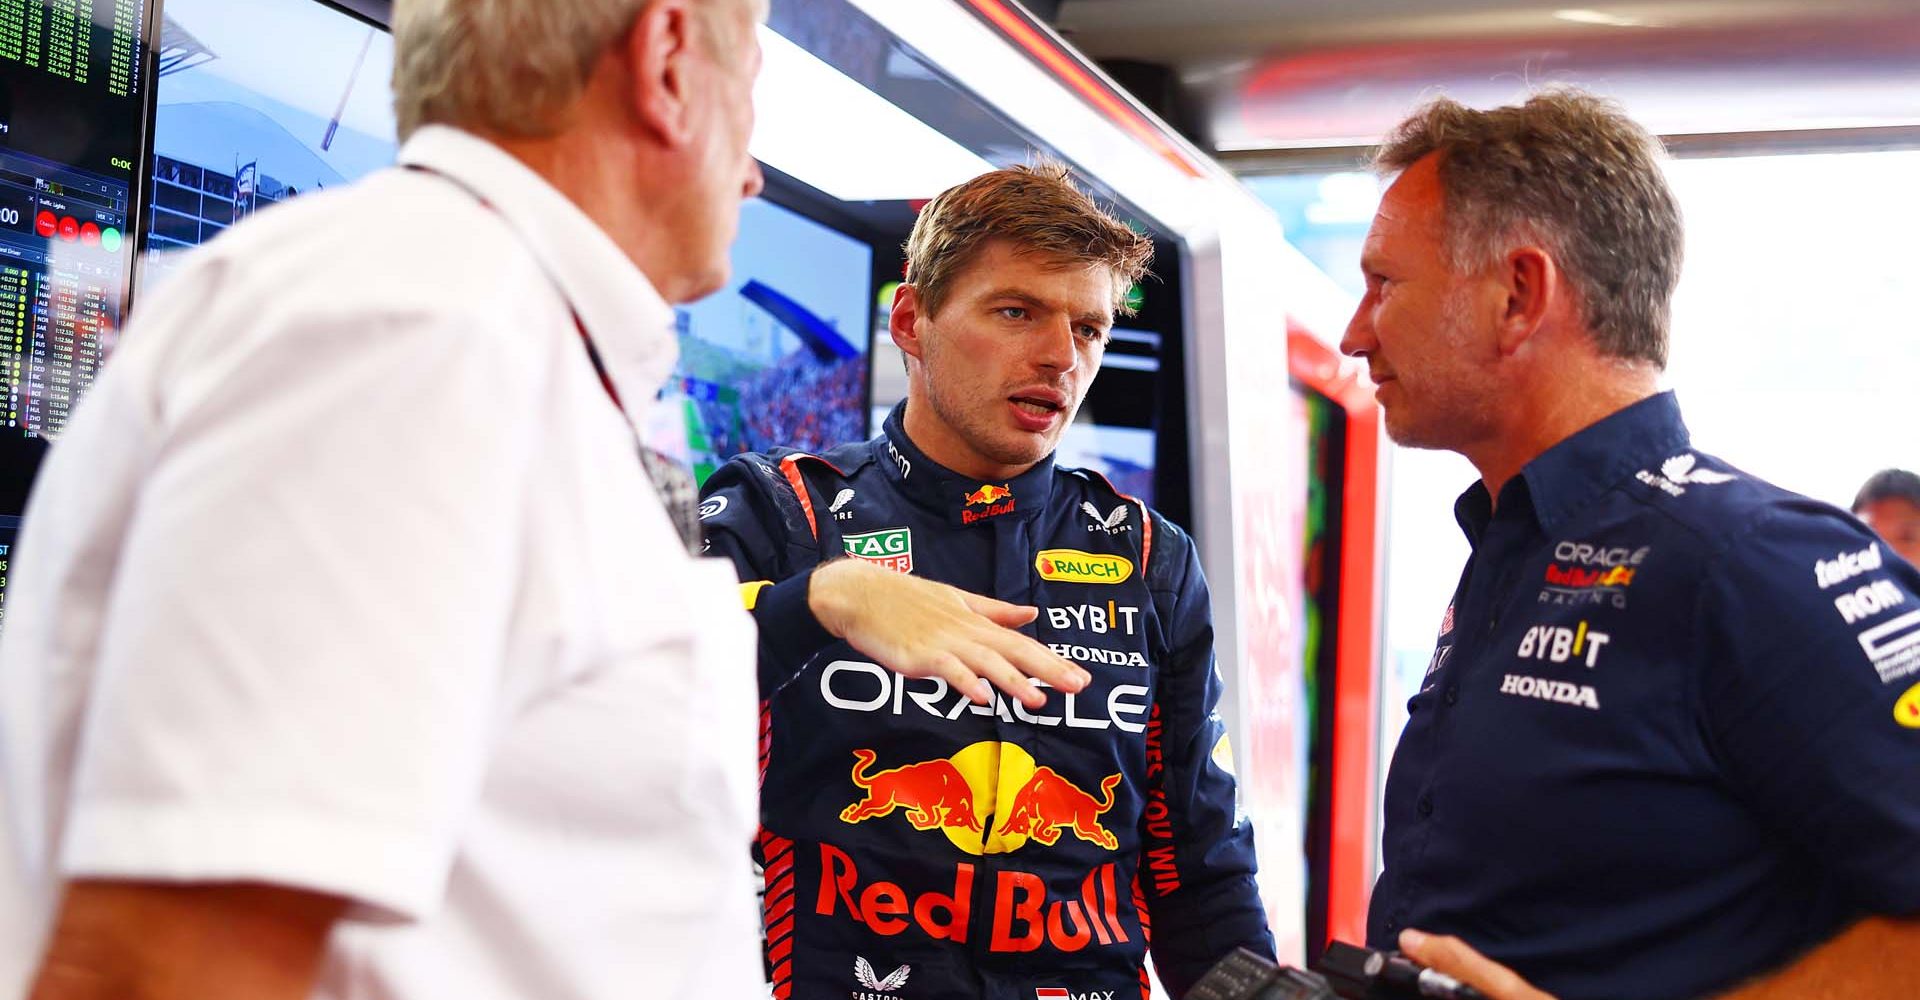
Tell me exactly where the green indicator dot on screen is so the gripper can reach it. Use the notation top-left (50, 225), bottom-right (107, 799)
top-left (1124, 283), bottom-right (1145, 313)
top-left (100, 228), bottom-right (122, 252)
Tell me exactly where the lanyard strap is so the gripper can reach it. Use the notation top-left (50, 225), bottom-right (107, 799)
top-left (401, 162), bottom-right (701, 552)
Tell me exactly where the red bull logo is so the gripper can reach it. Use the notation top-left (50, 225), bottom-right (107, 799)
top-left (962, 484), bottom-right (1015, 524)
top-left (996, 767), bottom-right (1122, 850)
top-left (816, 844), bottom-right (1132, 954)
top-left (1544, 564), bottom-right (1636, 589)
top-left (965, 484), bottom-right (1013, 506)
top-left (840, 743), bottom-right (1120, 856)
top-left (841, 748), bottom-right (984, 833)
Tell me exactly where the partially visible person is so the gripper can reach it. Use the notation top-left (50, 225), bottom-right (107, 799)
top-left (1340, 90), bottom-right (1920, 1000)
top-left (0, 2), bottom-right (1076, 999)
top-left (1853, 468), bottom-right (1920, 566)
top-left (700, 164), bottom-right (1275, 1000)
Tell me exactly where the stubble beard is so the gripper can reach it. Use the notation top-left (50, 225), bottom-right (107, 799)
top-left (1381, 289), bottom-right (1496, 453)
top-left (919, 341), bottom-right (1055, 470)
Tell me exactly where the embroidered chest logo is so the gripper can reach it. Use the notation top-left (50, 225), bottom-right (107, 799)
top-left (843, 527), bottom-right (913, 574)
top-left (1046, 602), bottom-right (1140, 636)
top-left (1502, 619), bottom-right (1609, 710)
top-left (1035, 549), bottom-right (1133, 584)
top-left (1540, 540), bottom-right (1649, 609)
top-left (963, 483), bottom-right (1015, 524)
top-left (697, 495), bottom-right (727, 520)
top-left (829, 488), bottom-right (857, 521)
top-left (1516, 619), bottom-right (1611, 667)
top-left (1081, 502), bottom-right (1132, 535)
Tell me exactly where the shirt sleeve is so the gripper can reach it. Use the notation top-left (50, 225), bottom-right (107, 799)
top-left (1140, 516), bottom-right (1277, 996)
top-left (1696, 503), bottom-right (1920, 916)
top-left (59, 298), bottom-right (546, 923)
top-left (698, 455), bottom-right (834, 698)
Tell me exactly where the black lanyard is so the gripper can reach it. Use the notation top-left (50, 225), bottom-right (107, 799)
top-left (401, 162), bottom-right (701, 552)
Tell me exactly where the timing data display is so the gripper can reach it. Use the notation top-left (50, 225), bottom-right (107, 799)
top-left (0, 0), bottom-right (146, 446)
top-left (143, 0), bottom-right (395, 284)
top-left (0, 513), bottom-right (16, 628)
top-left (655, 197), bottom-right (873, 484)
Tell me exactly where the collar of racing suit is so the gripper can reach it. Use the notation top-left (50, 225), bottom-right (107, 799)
top-left (875, 401), bottom-right (1057, 529)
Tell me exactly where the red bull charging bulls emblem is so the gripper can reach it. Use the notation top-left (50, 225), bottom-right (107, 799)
top-left (840, 743), bottom-right (1119, 855)
top-left (962, 484), bottom-right (1015, 524)
top-left (841, 749), bottom-right (985, 833)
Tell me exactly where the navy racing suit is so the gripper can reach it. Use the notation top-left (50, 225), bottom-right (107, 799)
top-left (699, 404), bottom-right (1275, 1000)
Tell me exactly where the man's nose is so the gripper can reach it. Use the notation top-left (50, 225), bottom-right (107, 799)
top-left (1340, 302), bottom-right (1375, 359)
top-left (742, 158), bottom-right (765, 200)
top-left (1034, 317), bottom-right (1078, 373)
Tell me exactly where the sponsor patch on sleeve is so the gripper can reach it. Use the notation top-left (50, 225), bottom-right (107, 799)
top-left (1895, 679), bottom-right (1920, 729)
top-left (1860, 609), bottom-right (1920, 686)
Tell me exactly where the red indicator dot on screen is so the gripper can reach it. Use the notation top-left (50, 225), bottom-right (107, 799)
top-left (57, 217), bottom-right (78, 241)
top-left (34, 211), bottom-right (56, 237)
top-left (79, 222), bottom-right (100, 246)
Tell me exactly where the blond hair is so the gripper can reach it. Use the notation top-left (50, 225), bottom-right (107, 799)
top-left (905, 162), bottom-right (1154, 318)
top-left (1375, 89), bottom-right (1683, 368)
top-left (391, 0), bottom-right (761, 140)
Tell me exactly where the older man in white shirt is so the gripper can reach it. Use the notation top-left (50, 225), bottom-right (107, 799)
top-left (0, 2), bottom-right (1081, 999)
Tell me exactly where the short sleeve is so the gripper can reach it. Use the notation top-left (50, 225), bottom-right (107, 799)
top-left (59, 301), bottom-right (545, 922)
top-left (1697, 505), bottom-right (1920, 915)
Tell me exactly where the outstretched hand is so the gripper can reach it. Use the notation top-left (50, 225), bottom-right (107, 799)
top-left (808, 558), bottom-right (1089, 708)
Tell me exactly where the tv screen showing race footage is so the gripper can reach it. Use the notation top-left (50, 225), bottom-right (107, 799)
top-left (652, 196), bottom-right (873, 484)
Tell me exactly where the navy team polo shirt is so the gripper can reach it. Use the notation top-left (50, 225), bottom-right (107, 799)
top-left (1367, 392), bottom-right (1920, 1000)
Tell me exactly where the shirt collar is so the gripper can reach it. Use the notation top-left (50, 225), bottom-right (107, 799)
top-left (874, 401), bottom-right (1056, 528)
top-left (1454, 391), bottom-right (1692, 541)
top-left (398, 126), bottom-right (677, 422)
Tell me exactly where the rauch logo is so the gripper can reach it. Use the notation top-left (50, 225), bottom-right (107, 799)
top-left (1035, 549), bottom-right (1132, 584)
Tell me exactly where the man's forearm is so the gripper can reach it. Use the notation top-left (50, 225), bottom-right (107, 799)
top-left (1716, 916), bottom-right (1920, 1000)
top-left (30, 880), bottom-right (345, 1000)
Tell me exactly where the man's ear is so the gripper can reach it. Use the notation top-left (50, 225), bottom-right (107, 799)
top-left (1497, 244), bottom-right (1557, 357)
top-left (890, 283), bottom-right (928, 361)
top-left (624, 0), bottom-right (696, 146)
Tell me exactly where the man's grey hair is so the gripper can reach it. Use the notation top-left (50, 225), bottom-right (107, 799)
top-left (391, 0), bottom-right (761, 141)
top-left (1374, 88), bottom-right (1683, 369)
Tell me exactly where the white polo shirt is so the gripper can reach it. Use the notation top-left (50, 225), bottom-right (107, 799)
top-left (0, 127), bottom-right (763, 1000)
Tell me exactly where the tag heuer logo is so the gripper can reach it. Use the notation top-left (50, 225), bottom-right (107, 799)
top-left (844, 527), bottom-right (913, 574)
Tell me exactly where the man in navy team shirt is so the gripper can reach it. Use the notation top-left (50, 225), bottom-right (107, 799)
top-left (1343, 89), bottom-right (1920, 999)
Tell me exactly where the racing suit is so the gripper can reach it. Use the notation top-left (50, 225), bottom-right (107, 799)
top-left (699, 404), bottom-right (1274, 1000)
